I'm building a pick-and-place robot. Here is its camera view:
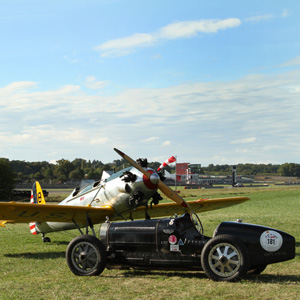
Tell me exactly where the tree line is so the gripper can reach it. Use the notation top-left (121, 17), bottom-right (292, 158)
top-left (2, 158), bottom-right (164, 184)
top-left (2, 157), bottom-right (300, 184)
top-left (1, 158), bottom-right (300, 199)
top-left (203, 163), bottom-right (300, 177)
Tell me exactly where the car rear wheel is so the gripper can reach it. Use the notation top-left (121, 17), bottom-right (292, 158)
top-left (201, 235), bottom-right (249, 282)
top-left (66, 235), bottom-right (107, 276)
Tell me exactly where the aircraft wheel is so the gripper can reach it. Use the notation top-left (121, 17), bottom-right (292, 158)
top-left (66, 235), bottom-right (107, 276)
top-left (201, 235), bottom-right (249, 282)
top-left (43, 237), bottom-right (51, 243)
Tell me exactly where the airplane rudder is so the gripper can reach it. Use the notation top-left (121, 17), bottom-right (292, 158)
top-left (29, 181), bottom-right (45, 235)
top-left (33, 181), bottom-right (46, 204)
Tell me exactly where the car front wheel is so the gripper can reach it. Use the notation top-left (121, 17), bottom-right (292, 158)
top-left (201, 235), bottom-right (250, 282)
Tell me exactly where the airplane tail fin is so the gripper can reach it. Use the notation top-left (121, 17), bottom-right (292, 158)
top-left (29, 181), bottom-right (46, 235)
top-left (30, 181), bottom-right (46, 204)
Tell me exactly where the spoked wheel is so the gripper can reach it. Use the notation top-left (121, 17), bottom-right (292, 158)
top-left (201, 235), bottom-right (249, 282)
top-left (190, 212), bottom-right (202, 234)
top-left (66, 235), bottom-right (107, 276)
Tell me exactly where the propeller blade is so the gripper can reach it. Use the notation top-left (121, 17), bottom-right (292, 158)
top-left (114, 148), bottom-right (190, 210)
top-left (157, 181), bottom-right (190, 209)
top-left (114, 148), bottom-right (151, 178)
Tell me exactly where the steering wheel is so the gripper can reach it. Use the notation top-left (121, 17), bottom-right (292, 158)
top-left (190, 212), bottom-right (203, 234)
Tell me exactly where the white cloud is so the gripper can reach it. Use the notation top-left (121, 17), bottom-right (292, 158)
top-left (158, 19), bottom-right (241, 39)
top-left (0, 84), bottom-right (83, 112)
top-left (285, 85), bottom-right (300, 93)
top-left (278, 55), bottom-right (300, 67)
top-left (281, 9), bottom-right (289, 18)
top-left (151, 54), bottom-right (162, 60)
top-left (244, 9), bottom-right (289, 23)
top-left (244, 14), bottom-right (275, 23)
top-left (63, 52), bottom-right (80, 64)
top-left (0, 125), bottom-right (85, 151)
top-left (231, 137), bottom-right (257, 144)
top-left (95, 18), bottom-right (241, 57)
top-left (162, 141), bottom-right (171, 146)
top-left (0, 81), bottom-right (37, 95)
top-left (85, 76), bottom-right (108, 90)
top-left (90, 137), bottom-right (110, 145)
top-left (0, 132), bottom-right (32, 144)
top-left (2, 68), bottom-right (300, 163)
top-left (141, 137), bottom-right (160, 143)
top-left (95, 33), bottom-right (156, 57)
top-left (27, 125), bottom-right (86, 144)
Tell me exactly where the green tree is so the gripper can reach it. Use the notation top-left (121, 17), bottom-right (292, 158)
top-left (0, 159), bottom-right (15, 200)
top-left (69, 168), bottom-right (84, 180)
top-left (54, 159), bottom-right (74, 182)
top-left (41, 166), bottom-right (55, 183)
top-left (278, 163), bottom-right (300, 177)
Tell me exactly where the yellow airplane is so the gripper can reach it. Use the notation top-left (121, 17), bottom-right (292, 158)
top-left (0, 148), bottom-right (249, 242)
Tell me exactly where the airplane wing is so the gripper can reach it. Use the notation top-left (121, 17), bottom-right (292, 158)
top-left (0, 220), bottom-right (14, 227)
top-left (0, 202), bottom-right (115, 225)
top-left (129, 196), bottom-right (250, 220)
top-left (0, 197), bottom-right (249, 226)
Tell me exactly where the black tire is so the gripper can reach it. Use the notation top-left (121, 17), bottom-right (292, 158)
top-left (66, 235), bottom-right (107, 276)
top-left (201, 235), bottom-right (250, 282)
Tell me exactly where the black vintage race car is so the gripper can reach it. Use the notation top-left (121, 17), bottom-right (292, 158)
top-left (66, 213), bottom-right (295, 281)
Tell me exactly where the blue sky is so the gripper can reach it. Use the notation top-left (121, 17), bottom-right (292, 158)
top-left (1, 0), bottom-right (300, 166)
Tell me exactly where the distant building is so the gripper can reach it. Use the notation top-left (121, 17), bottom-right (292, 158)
top-left (176, 163), bottom-right (189, 182)
top-left (176, 163), bottom-right (202, 184)
top-left (174, 163), bottom-right (254, 185)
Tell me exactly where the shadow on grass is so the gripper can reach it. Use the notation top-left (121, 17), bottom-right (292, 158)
top-left (51, 241), bottom-right (70, 246)
top-left (295, 242), bottom-right (300, 257)
top-left (103, 269), bottom-right (206, 279)
top-left (244, 273), bottom-right (300, 283)
top-left (123, 270), bottom-right (207, 279)
top-left (4, 251), bottom-right (65, 259)
top-left (105, 269), bottom-right (300, 283)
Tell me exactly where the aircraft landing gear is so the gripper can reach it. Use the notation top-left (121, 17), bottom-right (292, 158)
top-left (42, 234), bottom-right (51, 243)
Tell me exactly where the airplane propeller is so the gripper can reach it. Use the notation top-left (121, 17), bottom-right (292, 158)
top-left (114, 148), bottom-right (191, 210)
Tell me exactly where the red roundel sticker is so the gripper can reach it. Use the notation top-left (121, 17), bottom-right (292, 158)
top-left (168, 235), bottom-right (177, 245)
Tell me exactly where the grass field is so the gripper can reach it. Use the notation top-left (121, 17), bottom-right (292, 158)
top-left (0, 186), bottom-right (299, 300)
